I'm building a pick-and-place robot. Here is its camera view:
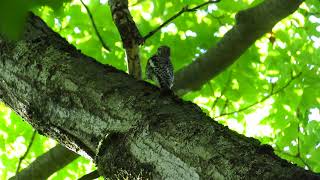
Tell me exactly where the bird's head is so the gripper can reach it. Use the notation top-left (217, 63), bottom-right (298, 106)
top-left (157, 45), bottom-right (170, 57)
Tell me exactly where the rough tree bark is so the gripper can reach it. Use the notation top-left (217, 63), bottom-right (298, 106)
top-left (1, 12), bottom-right (318, 179)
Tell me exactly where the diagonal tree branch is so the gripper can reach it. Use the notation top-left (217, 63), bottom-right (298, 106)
top-left (10, 144), bottom-right (78, 180)
top-left (79, 0), bottom-right (111, 52)
top-left (173, 0), bottom-right (304, 95)
top-left (143, 0), bottom-right (221, 41)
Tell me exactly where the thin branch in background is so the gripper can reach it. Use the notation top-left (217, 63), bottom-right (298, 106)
top-left (299, 8), bottom-right (320, 17)
top-left (79, 0), bottom-right (111, 52)
top-left (274, 143), bottom-right (313, 171)
top-left (308, 12), bottom-right (320, 16)
top-left (296, 128), bottom-right (312, 170)
top-left (211, 72), bottom-right (232, 109)
top-left (296, 113), bottom-right (313, 171)
top-left (220, 99), bottom-right (229, 115)
top-left (207, 81), bottom-right (214, 95)
top-left (130, 0), bottom-right (147, 7)
top-left (273, 121), bottom-right (313, 171)
top-left (208, 14), bottom-right (225, 25)
top-left (214, 72), bottom-right (302, 118)
top-left (143, 0), bottom-right (221, 41)
top-left (16, 130), bottom-right (37, 173)
top-left (78, 170), bottom-right (100, 180)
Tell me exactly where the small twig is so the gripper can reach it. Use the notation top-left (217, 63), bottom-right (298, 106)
top-left (208, 14), bottom-right (225, 25)
top-left (299, 8), bottom-right (320, 16)
top-left (214, 72), bottom-right (302, 118)
top-left (207, 81), bottom-right (215, 95)
top-left (188, 0), bottom-right (221, 11)
top-left (211, 72), bottom-right (232, 109)
top-left (296, 117), bottom-right (313, 171)
top-left (273, 144), bottom-right (313, 171)
top-left (308, 12), bottom-right (320, 16)
top-left (143, 0), bottom-right (221, 41)
top-left (16, 130), bottom-right (37, 173)
top-left (220, 99), bottom-right (229, 115)
top-left (274, 121), bottom-right (313, 172)
top-left (79, 0), bottom-right (111, 51)
top-left (130, 0), bottom-right (147, 7)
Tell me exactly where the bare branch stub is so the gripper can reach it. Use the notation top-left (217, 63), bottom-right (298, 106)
top-left (109, 0), bottom-right (143, 79)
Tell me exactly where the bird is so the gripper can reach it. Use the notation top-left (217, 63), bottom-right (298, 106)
top-left (146, 45), bottom-right (174, 92)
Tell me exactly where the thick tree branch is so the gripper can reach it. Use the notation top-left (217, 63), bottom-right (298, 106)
top-left (173, 0), bottom-right (304, 95)
top-left (10, 144), bottom-right (78, 180)
top-left (1, 12), bottom-right (318, 179)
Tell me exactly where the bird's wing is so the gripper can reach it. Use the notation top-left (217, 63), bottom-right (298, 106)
top-left (166, 58), bottom-right (174, 86)
top-left (146, 55), bottom-right (157, 80)
top-left (156, 57), bottom-right (174, 89)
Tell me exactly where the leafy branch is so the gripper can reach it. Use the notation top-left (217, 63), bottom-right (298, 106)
top-left (15, 130), bottom-right (37, 173)
top-left (79, 0), bottom-right (111, 51)
top-left (143, 0), bottom-right (221, 41)
top-left (214, 72), bottom-right (302, 118)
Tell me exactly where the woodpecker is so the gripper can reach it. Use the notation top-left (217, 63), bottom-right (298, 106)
top-left (146, 45), bottom-right (174, 91)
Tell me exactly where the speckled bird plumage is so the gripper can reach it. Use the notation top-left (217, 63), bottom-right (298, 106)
top-left (146, 46), bottom-right (174, 90)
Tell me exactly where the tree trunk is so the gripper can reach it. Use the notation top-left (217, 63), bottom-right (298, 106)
top-left (0, 12), bottom-right (318, 179)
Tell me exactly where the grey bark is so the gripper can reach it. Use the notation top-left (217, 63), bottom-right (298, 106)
top-left (1, 12), bottom-right (318, 179)
top-left (10, 145), bottom-right (78, 180)
top-left (173, 0), bottom-right (304, 95)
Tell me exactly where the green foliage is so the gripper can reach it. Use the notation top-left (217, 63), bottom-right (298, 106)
top-left (0, 0), bottom-right (70, 39)
top-left (0, 0), bottom-right (320, 179)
